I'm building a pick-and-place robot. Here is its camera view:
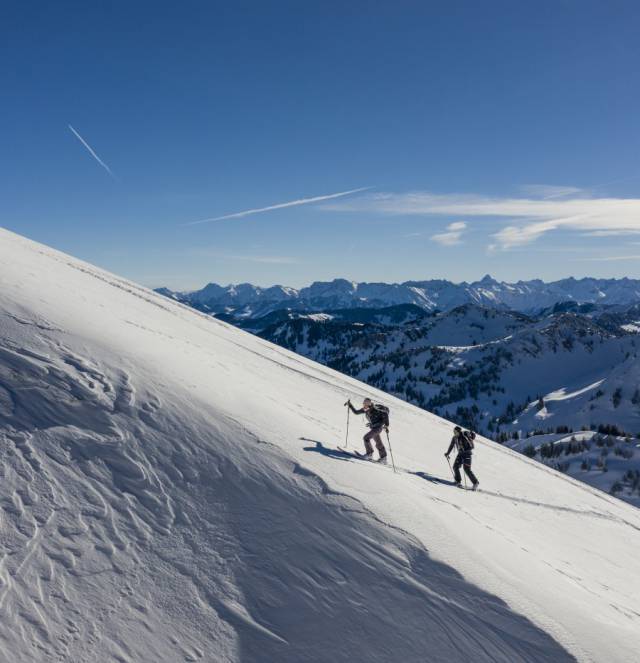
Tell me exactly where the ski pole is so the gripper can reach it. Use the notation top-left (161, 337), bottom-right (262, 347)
top-left (385, 428), bottom-right (397, 474)
top-left (343, 401), bottom-right (350, 449)
top-left (446, 455), bottom-right (454, 479)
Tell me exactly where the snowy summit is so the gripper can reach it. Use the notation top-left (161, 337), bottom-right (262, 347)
top-left (1, 227), bottom-right (640, 662)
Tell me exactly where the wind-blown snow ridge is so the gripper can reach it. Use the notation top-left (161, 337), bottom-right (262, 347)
top-left (1, 227), bottom-right (640, 662)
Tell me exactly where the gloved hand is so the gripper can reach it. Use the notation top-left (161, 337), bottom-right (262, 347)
top-left (344, 399), bottom-right (351, 407)
top-left (444, 453), bottom-right (449, 459)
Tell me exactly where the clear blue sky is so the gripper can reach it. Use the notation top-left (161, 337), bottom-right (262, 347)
top-left (2, 1), bottom-right (640, 289)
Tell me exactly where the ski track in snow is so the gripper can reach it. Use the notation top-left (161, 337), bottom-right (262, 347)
top-left (1, 228), bottom-right (640, 661)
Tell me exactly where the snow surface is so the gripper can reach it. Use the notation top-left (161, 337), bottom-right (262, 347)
top-left (505, 430), bottom-right (640, 508)
top-left (302, 313), bottom-right (334, 322)
top-left (1, 228), bottom-right (640, 662)
top-left (543, 381), bottom-right (606, 402)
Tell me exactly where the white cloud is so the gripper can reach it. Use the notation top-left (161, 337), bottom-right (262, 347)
top-left (582, 229), bottom-right (640, 237)
top-left (325, 191), bottom-right (640, 249)
top-left (431, 221), bottom-right (467, 246)
top-left (184, 187), bottom-right (371, 226)
top-left (571, 254), bottom-right (640, 262)
top-left (520, 184), bottom-right (585, 199)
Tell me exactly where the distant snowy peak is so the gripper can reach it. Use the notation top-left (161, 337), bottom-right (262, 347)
top-left (188, 282), bottom-right (299, 306)
top-left (158, 276), bottom-right (640, 318)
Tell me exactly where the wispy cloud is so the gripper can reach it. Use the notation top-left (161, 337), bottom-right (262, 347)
top-left (68, 124), bottom-right (116, 179)
top-left (325, 190), bottom-right (640, 249)
top-left (185, 187), bottom-right (372, 226)
top-left (431, 221), bottom-right (467, 246)
top-left (571, 254), bottom-right (640, 262)
top-left (520, 184), bottom-right (585, 199)
top-left (582, 229), bottom-right (640, 237)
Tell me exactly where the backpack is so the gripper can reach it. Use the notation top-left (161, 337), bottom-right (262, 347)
top-left (371, 403), bottom-right (390, 426)
top-left (460, 430), bottom-right (475, 451)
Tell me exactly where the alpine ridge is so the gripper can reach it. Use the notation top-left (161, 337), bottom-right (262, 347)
top-left (158, 275), bottom-right (640, 318)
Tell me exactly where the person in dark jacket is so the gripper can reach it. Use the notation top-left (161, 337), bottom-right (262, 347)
top-left (445, 425), bottom-right (479, 490)
top-left (347, 398), bottom-right (388, 461)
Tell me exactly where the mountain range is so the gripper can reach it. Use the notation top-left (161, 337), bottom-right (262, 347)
top-left (157, 275), bottom-right (640, 318)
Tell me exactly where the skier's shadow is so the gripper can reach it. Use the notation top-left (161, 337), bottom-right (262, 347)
top-left (301, 440), bottom-right (458, 485)
top-left (300, 438), bottom-right (355, 462)
top-left (410, 471), bottom-right (457, 487)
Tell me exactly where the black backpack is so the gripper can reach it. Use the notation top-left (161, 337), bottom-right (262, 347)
top-left (371, 403), bottom-right (390, 425)
top-left (460, 430), bottom-right (475, 451)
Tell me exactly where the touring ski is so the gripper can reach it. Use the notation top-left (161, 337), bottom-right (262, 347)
top-left (337, 447), bottom-right (388, 464)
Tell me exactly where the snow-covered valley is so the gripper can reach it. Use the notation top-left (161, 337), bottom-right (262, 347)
top-left (2, 227), bottom-right (640, 662)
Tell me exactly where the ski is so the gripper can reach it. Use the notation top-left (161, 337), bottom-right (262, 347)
top-left (336, 447), bottom-right (389, 464)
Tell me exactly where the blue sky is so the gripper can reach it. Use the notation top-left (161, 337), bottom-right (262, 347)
top-left (2, 1), bottom-right (640, 289)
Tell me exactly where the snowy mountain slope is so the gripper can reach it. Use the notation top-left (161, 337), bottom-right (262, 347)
top-left (256, 306), bottom-right (640, 432)
top-left (504, 430), bottom-right (640, 507)
top-left (217, 303), bottom-right (431, 334)
top-left (159, 274), bottom-right (640, 317)
top-left (258, 304), bottom-right (531, 362)
top-left (245, 305), bottom-right (640, 504)
top-left (2, 229), bottom-right (640, 662)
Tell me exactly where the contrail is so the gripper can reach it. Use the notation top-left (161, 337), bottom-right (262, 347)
top-left (184, 186), bottom-right (372, 225)
top-left (68, 124), bottom-right (116, 179)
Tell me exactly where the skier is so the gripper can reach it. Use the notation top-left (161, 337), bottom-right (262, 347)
top-left (445, 425), bottom-right (479, 490)
top-left (346, 398), bottom-right (389, 461)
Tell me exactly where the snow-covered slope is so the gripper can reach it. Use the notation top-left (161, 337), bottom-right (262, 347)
top-left (218, 303), bottom-right (431, 334)
top-left (257, 307), bottom-right (640, 430)
top-left (250, 305), bottom-right (640, 504)
top-left (504, 430), bottom-right (640, 507)
top-left (2, 228), bottom-right (640, 662)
